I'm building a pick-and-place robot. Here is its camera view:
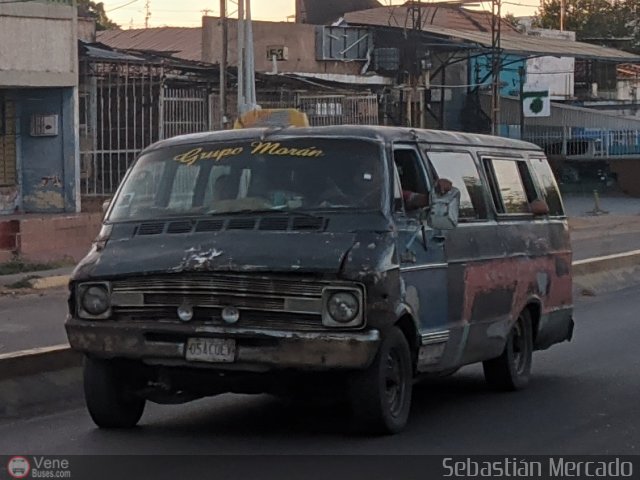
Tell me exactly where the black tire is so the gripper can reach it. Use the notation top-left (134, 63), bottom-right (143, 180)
top-left (84, 357), bottom-right (146, 429)
top-left (483, 309), bottom-right (533, 391)
top-left (348, 327), bottom-right (413, 435)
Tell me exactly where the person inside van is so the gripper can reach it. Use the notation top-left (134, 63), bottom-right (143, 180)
top-left (402, 190), bottom-right (429, 211)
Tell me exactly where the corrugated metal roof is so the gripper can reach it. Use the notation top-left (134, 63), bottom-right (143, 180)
top-left (80, 42), bottom-right (147, 62)
top-left (344, 5), bottom-right (520, 34)
top-left (97, 27), bottom-right (202, 62)
top-left (426, 26), bottom-right (640, 60)
top-left (345, 6), bottom-right (639, 61)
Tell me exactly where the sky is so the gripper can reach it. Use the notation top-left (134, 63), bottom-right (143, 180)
top-left (102, 0), bottom-right (541, 29)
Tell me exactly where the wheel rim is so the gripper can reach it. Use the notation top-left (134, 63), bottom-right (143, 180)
top-left (384, 348), bottom-right (405, 418)
top-left (511, 316), bottom-right (527, 375)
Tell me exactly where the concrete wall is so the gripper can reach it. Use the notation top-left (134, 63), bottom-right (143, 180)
top-left (617, 80), bottom-right (640, 102)
top-left (77, 17), bottom-right (96, 43)
top-left (610, 160), bottom-right (640, 197)
top-left (17, 88), bottom-right (77, 213)
top-left (525, 29), bottom-right (575, 100)
top-left (202, 17), bottom-right (362, 75)
top-left (470, 54), bottom-right (526, 97)
top-left (0, 1), bottom-right (78, 88)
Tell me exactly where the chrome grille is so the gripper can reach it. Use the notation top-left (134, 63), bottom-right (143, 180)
top-left (112, 274), bottom-right (325, 297)
top-left (112, 307), bottom-right (325, 331)
top-left (110, 274), bottom-right (336, 330)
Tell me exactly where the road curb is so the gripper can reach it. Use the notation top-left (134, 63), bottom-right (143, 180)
top-left (0, 344), bottom-right (79, 382)
top-left (30, 275), bottom-right (70, 290)
top-left (572, 250), bottom-right (640, 276)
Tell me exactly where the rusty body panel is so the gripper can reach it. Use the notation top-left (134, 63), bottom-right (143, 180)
top-left (66, 125), bottom-right (573, 399)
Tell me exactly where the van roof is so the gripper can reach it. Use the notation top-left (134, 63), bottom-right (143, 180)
top-left (146, 125), bottom-right (542, 153)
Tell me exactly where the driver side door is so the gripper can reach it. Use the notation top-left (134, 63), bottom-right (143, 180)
top-left (392, 144), bottom-right (450, 372)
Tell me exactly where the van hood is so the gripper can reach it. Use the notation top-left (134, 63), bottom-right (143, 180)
top-left (74, 230), bottom-right (361, 280)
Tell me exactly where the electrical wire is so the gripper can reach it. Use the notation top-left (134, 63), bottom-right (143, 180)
top-left (107, 0), bottom-right (139, 12)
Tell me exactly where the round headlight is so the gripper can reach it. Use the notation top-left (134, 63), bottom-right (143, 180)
top-left (82, 285), bottom-right (110, 316)
top-left (327, 292), bottom-right (359, 323)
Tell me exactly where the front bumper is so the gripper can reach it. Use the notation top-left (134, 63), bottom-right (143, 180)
top-left (65, 319), bottom-right (381, 372)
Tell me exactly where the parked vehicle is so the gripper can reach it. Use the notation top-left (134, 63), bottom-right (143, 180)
top-left (66, 126), bottom-right (574, 434)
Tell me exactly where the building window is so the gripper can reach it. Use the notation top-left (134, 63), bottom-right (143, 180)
top-left (0, 95), bottom-right (17, 187)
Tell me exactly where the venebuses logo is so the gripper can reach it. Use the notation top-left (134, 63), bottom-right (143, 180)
top-left (7, 456), bottom-right (31, 479)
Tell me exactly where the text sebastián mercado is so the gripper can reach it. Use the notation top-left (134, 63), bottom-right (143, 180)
top-left (442, 458), bottom-right (633, 477)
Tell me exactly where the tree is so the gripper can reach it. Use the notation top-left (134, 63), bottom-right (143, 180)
top-left (504, 13), bottom-right (523, 32)
top-left (533, 0), bottom-right (639, 52)
top-left (78, 0), bottom-right (119, 31)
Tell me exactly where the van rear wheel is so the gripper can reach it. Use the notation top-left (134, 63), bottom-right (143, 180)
top-left (483, 310), bottom-right (533, 391)
top-left (348, 327), bottom-right (413, 435)
top-left (84, 357), bottom-right (146, 428)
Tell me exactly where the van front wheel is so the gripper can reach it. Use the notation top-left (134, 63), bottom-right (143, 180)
top-left (348, 327), bottom-right (413, 435)
top-left (483, 310), bottom-right (533, 391)
top-left (84, 357), bottom-right (146, 428)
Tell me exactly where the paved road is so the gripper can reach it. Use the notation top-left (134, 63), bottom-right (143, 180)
top-left (1, 231), bottom-right (639, 355)
top-left (0, 285), bottom-right (638, 455)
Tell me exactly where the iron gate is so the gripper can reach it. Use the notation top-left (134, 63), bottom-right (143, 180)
top-left (80, 62), bottom-right (213, 197)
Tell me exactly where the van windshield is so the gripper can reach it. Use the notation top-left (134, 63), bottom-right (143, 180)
top-left (108, 138), bottom-right (384, 222)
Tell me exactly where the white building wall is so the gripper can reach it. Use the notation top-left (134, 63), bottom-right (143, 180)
top-left (525, 29), bottom-right (576, 100)
top-left (0, 1), bottom-right (78, 87)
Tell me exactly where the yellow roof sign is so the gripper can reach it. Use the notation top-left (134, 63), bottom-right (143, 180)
top-left (234, 109), bottom-right (310, 129)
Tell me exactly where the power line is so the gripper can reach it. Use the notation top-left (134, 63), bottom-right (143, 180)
top-left (107, 0), bottom-right (140, 13)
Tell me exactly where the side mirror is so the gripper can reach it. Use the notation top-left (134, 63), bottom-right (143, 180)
top-left (427, 179), bottom-right (461, 231)
top-left (530, 198), bottom-right (550, 216)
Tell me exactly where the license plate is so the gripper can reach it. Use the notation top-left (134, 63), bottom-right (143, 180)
top-left (185, 338), bottom-right (236, 363)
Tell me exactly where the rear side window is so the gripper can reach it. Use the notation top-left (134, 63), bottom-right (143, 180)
top-left (484, 159), bottom-right (535, 215)
top-left (528, 157), bottom-right (565, 216)
top-left (425, 151), bottom-right (487, 220)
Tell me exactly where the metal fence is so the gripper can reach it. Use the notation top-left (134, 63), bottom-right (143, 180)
top-left (80, 60), bottom-right (214, 197)
top-left (298, 95), bottom-right (379, 126)
top-left (81, 75), bottom-right (380, 197)
top-left (500, 125), bottom-right (640, 159)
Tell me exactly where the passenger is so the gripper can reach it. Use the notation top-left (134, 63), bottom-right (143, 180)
top-left (212, 174), bottom-right (237, 201)
top-left (402, 190), bottom-right (429, 211)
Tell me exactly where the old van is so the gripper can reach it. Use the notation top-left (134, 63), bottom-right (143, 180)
top-left (65, 126), bottom-right (573, 434)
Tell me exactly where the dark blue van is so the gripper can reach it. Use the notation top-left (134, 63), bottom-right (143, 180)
top-left (66, 126), bottom-right (573, 434)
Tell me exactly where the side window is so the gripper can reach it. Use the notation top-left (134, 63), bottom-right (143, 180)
top-left (425, 151), bottom-right (488, 220)
top-left (528, 157), bottom-right (565, 216)
top-left (484, 159), bottom-right (535, 215)
top-left (393, 147), bottom-right (430, 212)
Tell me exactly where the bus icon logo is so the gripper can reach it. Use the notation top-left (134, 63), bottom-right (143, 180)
top-left (7, 457), bottom-right (30, 479)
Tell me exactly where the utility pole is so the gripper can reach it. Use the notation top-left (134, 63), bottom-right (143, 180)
top-left (219, 0), bottom-right (228, 129)
top-left (560, 0), bottom-right (565, 31)
top-left (519, 66), bottom-right (525, 140)
top-left (144, 0), bottom-right (151, 28)
top-left (490, 0), bottom-right (502, 135)
top-left (237, 0), bottom-right (258, 116)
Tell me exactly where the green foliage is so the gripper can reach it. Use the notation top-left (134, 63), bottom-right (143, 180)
top-left (0, 258), bottom-right (68, 276)
top-left (533, 0), bottom-right (639, 53)
top-left (6, 275), bottom-right (41, 290)
top-left (503, 13), bottom-right (522, 31)
top-left (78, 0), bottom-right (119, 31)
